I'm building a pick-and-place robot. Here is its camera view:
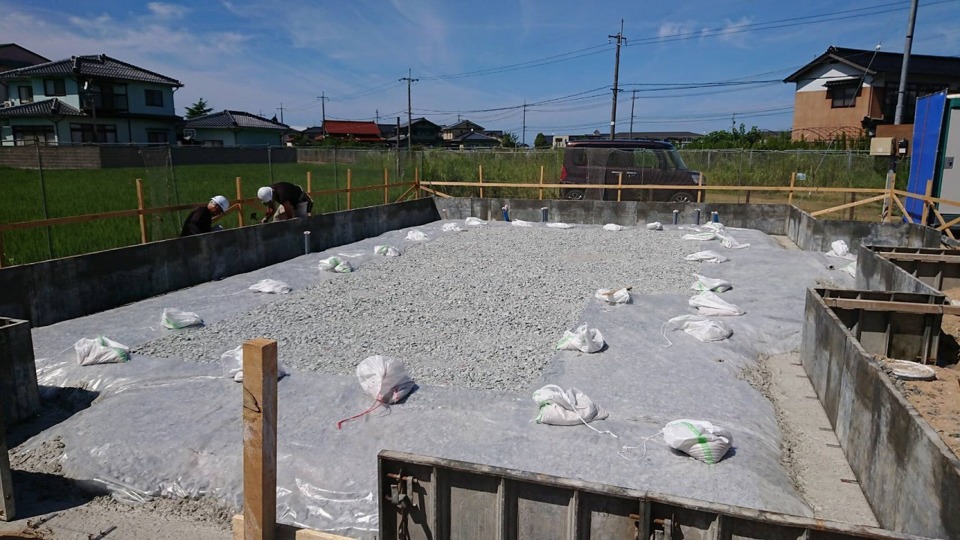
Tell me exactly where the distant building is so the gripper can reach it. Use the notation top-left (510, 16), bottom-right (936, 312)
top-left (321, 120), bottom-right (384, 144)
top-left (182, 110), bottom-right (289, 146)
top-left (784, 46), bottom-right (960, 141)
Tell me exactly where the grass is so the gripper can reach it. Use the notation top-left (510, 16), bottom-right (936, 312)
top-left (0, 148), bottom-right (914, 266)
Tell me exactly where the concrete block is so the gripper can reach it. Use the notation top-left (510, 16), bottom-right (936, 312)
top-left (0, 317), bottom-right (40, 426)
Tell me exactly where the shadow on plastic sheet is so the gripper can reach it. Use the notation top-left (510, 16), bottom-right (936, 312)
top-left (5, 386), bottom-right (98, 449)
top-left (8, 469), bottom-right (100, 519)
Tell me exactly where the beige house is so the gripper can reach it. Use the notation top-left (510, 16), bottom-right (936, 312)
top-left (784, 46), bottom-right (960, 142)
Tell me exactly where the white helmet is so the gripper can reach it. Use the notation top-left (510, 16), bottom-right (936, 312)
top-left (257, 186), bottom-right (273, 203)
top-left (210, 195), bottom-right (229, 212)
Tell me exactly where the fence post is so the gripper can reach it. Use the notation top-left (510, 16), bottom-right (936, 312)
top-left (479, 165), bottom-right (484, 198)
top-left (242, 338), bottom-right (278, 540)
top-left (847, 192), bottom-right (857, 221)
top-left (307, 171), bottom-right (312, 196)
top-left (617, 171), bottom-right (623, 202)
top-left (384, 168), bottom-right (389, 205)
top-left (135, 178), bottom-right (147, 244)
top-left (697, 172), bottom-right (704, 204)
top-left (236, 177), bottom-right (244, 227)
top-left (886, 174), bottom-right (896, 222)
top-left (415, 167), bottom-right (421, 199)
top-left (347, 169), bottom-right (352, 210)
top-left (921, 179), bottom-right (933, 226)
top-left (788, 172), bottom-right (796, 207)
top-left (539, 166), bottom-right (544, 200)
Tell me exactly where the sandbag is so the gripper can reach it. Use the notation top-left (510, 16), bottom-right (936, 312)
top-left (602, 223), bottom-right (624, 231)
top-left (683, 232), bottom-right (717, 241)
top-left (557, 324), bottom-right (605, 353)
top-left (665, 315), bottom-right (733, 342)
top-left (249, 279), bottom-right (292, 294)
top-left (595, 287), bottom-right (631, 304)
top-left (76, 336), bottom-right (130, 366)
top-left (373, 245), bottom-right (401, 257)
top-left (646, 222), bottom-right (663, 231)
top-left (219, 346), bottom-right (288, 383)
top-left (685, 250), bottom-right (729, 263)
top-left (663, 419), bottom-right (732, 464)
top-left (318, 256), bottom-right (353, 273)
top-left (161, 308), bottom-right (203, 329)
top-left (826, 239), bottom-right (855, 260)
top-left (720, 235), bottom-right (750, 249)
top-left (688, 291), bottom-right (745, 316)
top-left (441, 223), bottom-right (463, 232)
top-left (405, 230), bottom-right (428, 241)
top-left (690, 274), bottom-right (732, 293)
top-left (533, 385), bottom-right (608, 426)
top-left (465, 217), bottom-right (487, 226)
top-left (546, 222), bottom-right (574, 229)
top-left (356, 355), bottom-right (415, 404)
top-left (511, 219), bottom-right (533, 227)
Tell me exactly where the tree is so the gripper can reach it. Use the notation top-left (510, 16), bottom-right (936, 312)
top-left (500, 132), bottom-right (519, 148)
top-left (534, 132), bottom-right (549, 149)
top-left (185, 98), bottom-right (213, 119)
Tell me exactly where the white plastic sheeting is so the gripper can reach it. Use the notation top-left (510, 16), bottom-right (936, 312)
top-left (685, 250), bottom-right (729, 264)
top-left (249, 279), bottom-right (292, 294)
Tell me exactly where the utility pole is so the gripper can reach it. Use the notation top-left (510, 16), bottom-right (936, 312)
top-left (629, 89), bottom-right (637, 139)
top-left (277, 102), bottom-right (285, 124)
top-left (731, 113), bottom-right (736, 132)
top-left (883, 0), bottom-right (918, 220)
top-left (609, 19), bottom-right (626, 140)
top-left (522, 101), bottom-right (527, 148)
top-left (317, 93), bottom-right (328, 128)
top-left (399, 68), bottom-right (419, 156)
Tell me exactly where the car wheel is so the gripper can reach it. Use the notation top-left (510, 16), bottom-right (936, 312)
top-left (565, 189), bottom-right (585, 201)
top-left (669, 191), bottom-right (694, 203)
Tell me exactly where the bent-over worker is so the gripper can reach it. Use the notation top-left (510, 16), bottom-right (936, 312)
top-left (180, 195), bottom-right (229, 237)
top-left (257, 182), bottom-right (313, 223)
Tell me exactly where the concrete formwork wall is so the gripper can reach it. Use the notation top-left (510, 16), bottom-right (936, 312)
top-left (0, 198), bottom-right (440, 327)
top-left (786, 206), bottom-right (939, 252)
top-left (0, 317), bottom-right (39, 425)
top-left (800, 288), bottom-right (960, 538)
top-left (855, 245), bottom-right (944, 295)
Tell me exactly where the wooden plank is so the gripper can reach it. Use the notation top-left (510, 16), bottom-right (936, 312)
top-left (135, 179), bottom-right (148, 244)
top-left (930, 205), bottom-right (958, 240)
top-left (232, 515), bottom-right (352, 540)
top-left (697, 172), bottom-right (704, 203)
top-left (346, 170), bottom-right (352, 210)
top-left (415, 167), bottom-right (421, 199)
top-left (243, 338), bottom-right (278, 540)
top-left (881, 253), bottom-right (960, 264)
top-left (787, 172), bottom-right (796, 206)
top-left (478, 164), bottom-right (484, 199)
top-left (418, 181), bottom-right (887, 194)
top-left (921, 179), bottom-right (933, 226)
top-left (616, 172), bottom-right (623, 202)
top-left (809, 194), bottom-right (887, 218)
top-left (936, 213), bottom-right (960, 232)
top-left (0, 397), bottom-right (14, 522)
top-left (823, 297), bottom-right (960, 316)
top-left (383, 168), bottom-right (389, 205)
top-left (539, 166), bottom-right (544, 200)
top-left (419, 186), bottom-right (452, 198)
top-left (891, 192), bottom-right (914, 224)
top-left (236, 177), bottom-right (245, 227)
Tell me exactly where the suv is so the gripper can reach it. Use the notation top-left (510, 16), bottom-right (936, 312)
top-left (559, 140), bottom-right (702, 202)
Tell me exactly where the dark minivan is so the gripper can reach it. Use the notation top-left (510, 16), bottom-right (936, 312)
top-left (559, 140), bottom-right (702, 202)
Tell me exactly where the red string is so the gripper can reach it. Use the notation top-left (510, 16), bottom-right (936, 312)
top-left (336, 399), bottom-right (383, 430)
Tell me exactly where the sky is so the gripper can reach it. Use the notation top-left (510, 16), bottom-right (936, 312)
top-left (2, 0), bottom-right (958, 142)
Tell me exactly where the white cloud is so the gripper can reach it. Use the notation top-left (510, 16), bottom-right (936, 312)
top-left (716, 17), bottom-right (752, 47)
top-left (658, 21), bottom-right (695, 39)
top-left (147, 2), bottom-right (189, 20)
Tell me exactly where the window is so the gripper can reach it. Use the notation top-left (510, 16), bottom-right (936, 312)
top-left (44, 79), bottom-right (66, 97)
top-left (147, 129), bottom-right (168, 143)
top-left (145, 89), bottom-right (163, 107)
top-left (830, 85), bottom-right (859, 108)
top-left (86, 83), bottom-right (128, 112)
top-left (202, 139), bottom-right (224, 147)
top-left (70, 123), bottom-right (117, 143)
top-left (634, 149), bottom-right (660, 168)
top-left (12, 126), bottom-right (55, 145)
top-left (18, 86), bottom-right (33, 103)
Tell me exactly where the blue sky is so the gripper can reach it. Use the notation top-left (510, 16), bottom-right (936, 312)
top-left (2, 1), bottom-right (958, 141)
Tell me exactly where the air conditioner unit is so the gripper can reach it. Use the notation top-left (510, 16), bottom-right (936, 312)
top-left (183, 128), bottom-right (196, 139)
top-left (1, 100), bottom-right (13, 108)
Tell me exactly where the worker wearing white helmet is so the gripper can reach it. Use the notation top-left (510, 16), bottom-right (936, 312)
top-left (180, 195), bottom-right (229, 237)
top-left (257, 182), bottom-right (313, 223)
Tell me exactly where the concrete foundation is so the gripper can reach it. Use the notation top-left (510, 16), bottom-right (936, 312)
top-left (800, 288), bottom-right (960, 538)
top-left (856, 245), bottom-right (943, 295)
top-left (0, 317), bottom-right (39, 426)
top-left (858, 246), bottom-right (960, 295)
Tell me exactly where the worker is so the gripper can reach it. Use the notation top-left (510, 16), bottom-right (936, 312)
top-left (257, 182), bottom-right (313, 223)
top-left (180, 195), bottom-right (229, 237)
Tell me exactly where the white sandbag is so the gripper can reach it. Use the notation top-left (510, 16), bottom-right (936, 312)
top-left (356, 355), bottom-right (415, 404)
top-left (689, 291), bottom-right (745, 316)
top-left (557, 323), bottom-right (605, 353)
top-left (665, 315), bottom-right (733, 342)
top-left (646, 222), bottom-right (663, 231)
top-left (546, 222), bottom-right (574, 229)
top-left (720, 235), bottom-right (750, 249)
top-left (602, 223), bottom-right (624, 231)
top-left (825, 239), bottom-right (855, 260)
top-left (405, 230), bottom-right (428, 241)
top-left (161, 308), bottom-right (203, 329)
top-left (249, 278), bottom-right (292, 294)
top-left (511, 219), bottom-right (533, 227)
top-left (685, 250), bottom-right (729, 264)
top-left (373, 245), bottom-right (401, 257)
top-left (682, 232), bottom-right (717, 241)
top-left (441, 223), bottom-right (463, 232)
top-left (76, 336), bottom-right (130, 366)
top-left (465, 217), bottom-right (487, 226)
top-left (219, 346), bottom-right (288, 383)
top-left (318, 256), bottom-right (353, 273)
top-left (690, 274), bottom-right (732, 293)
top-left (595, 287), bottom-right (631, 304)
top-left (663, 419), bottom-right (733, 464)
top-left (533, 385), bottom-right (609, 426)
top-left (702, 222), bottom-right (725, 233)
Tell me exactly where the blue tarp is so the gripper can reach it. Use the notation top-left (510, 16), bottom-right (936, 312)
top-left (905, 91), bottom-right (947, 223)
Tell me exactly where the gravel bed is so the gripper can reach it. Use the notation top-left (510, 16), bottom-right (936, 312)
top-left (136, 225), bottom-right (699, 391)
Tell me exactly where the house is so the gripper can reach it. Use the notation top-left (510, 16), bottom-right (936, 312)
top-left (391, 117), bottom-right (441, 148)
top-left (0, 53), bottom-right (182, 146)
top-left (321, 120), bottom-right (384, 144)
top-left (445, 130), bottom-right (501, 149)
top-left (0, 44), bottom-right (48, 102)
top-left (441, 119), bottom-right (485, 141)
top-left (784, 46), bottom-right (960, 142)
top-left (182, 110), bottom-right (289, 146)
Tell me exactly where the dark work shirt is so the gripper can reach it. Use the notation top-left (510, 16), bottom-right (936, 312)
top-left (270, 182), bottom-right (304, 206)
top-left (180, 205), bottom-right (212, 237)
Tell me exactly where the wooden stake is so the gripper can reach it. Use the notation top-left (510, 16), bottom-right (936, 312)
top-left (242, 338), bottom-right (278, 540)
top-left (415, 167), bottom-right (421, 199)
top-left (135, 178), bottom-right (147, 244)
top-left (307, 171), bottom-right (312, 197)
top-left (788, 172), bottom-right (796, 206)
top-left (697, 173), bottom-right (704, 203)
top-left (346, 170), bottom-right (352, 210)
top-left (847, 192), bottom-right (857, 221)
top-left (236, 177), bottom-right (245, 227)
top-left (539, 166), bottom-right (544, 200)
top-left (479, 164), bottom-right (484, 199)
top-left (384, 168), bottom-right (389, 205)
top-left (617, 171), bottom-right (623, 202)
top-left (922, 178), bottom-right (933, 226)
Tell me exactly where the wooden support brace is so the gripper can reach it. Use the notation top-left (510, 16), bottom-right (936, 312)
top-left (478, 165), bottom-right (484, 199)
top-left (236, 177), bottom-right (245, 227)
top-left (539, 166), bottom-right (545, 201)
top-left (921, 179), bottom-right (933, 226)
top-left (243, 338), bottom-right (278, 540)
top-left (697, 173), bottom-right (704, 203)
top-left (787, 172), bottom-right (796, 206)
top-left (384, 168), bottom-right (389, 205)
top-left (617, 172), bottom-right (623, 202)
top-left (346, 170), bottom-right (352, 210)
top-left (931, 206), bottom-right (958, 241)
top-left (823, 297), bottom-right (960, 316)
top-left (891, 193), bottom-right (914, 224)
top-left (232, 515), bottom-right (352, 540)
top-left (809, 194), bottom-right (887, 218)
top-left (135, 178), bottom-right (148, 244)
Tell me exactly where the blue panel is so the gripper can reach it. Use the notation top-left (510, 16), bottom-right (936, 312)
top-left (906, 91), bottom-right (947, 222)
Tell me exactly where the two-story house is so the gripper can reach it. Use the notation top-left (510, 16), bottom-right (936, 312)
top-left (784, 46), bottom-right (960, 142)
top-left (0, 44), bottom-right (48, 102)
top-left (395, 117), bottom-right (441, 148)
top-left (0, 54), bottom-right (182, 146)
